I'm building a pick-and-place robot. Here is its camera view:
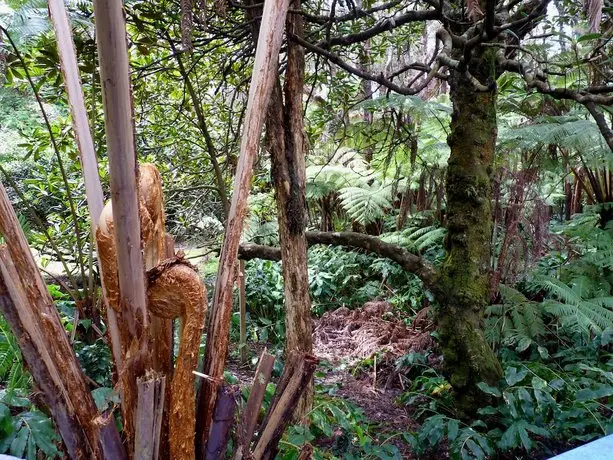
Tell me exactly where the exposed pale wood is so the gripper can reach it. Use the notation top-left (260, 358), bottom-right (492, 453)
top-left (239, 351), bottom-right (275, 454)
top-left (205, 385), bottom-right (238, 460)
top-left (252, 353), bottom-right (318, 460)
top-left (92, 0), bottom-right (151, 448)
top-left (238, 260), bottom-right (248, 364)
top-left (48, 0), bottom-right (122, 370)
top-left (47, 0), bottom-right (104, 225)
top-left (266, 2), bottom-right (313, 416)
top-left (135, 372), bottom-right (166, 460)
top-left (0, 183), bottom-right (125, 459)
top-left (195, 0), bottom-right (291, 453)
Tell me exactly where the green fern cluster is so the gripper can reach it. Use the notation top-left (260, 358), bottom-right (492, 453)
top-left (487, 209), bottom-right (613, 351)
top-left (0, 317), bottom-right (30, 396)
top-left (380, 225), bottom-right (446, 254)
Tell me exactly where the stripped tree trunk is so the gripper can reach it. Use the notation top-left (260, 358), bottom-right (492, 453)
top-left (235, 351), bottom-right (275, 459)
top-left (92, 0), bottom-right (151, 448)
top-left (265, 0), bottom-right (313, 419)
top-left (0, 183), bottom-right (125, 459)
top-left (252, 352), bottom-right (318, 460)
top-left (47, 0), bottom-right (123, 370)
top-left (195, 0), bottom-right (291, 453)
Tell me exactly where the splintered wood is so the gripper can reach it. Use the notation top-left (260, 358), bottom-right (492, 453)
top-left (195, 0), bottom-right (293, 453)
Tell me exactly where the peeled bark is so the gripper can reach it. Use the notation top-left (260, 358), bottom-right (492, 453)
top-left (98, 164), bottom-right (207, 460)
top-left (266, 1), bottom-right (313, 417)
top-left (47, 0), bottom-right (123, 371)
top-left (93, 0), bottom-right (151, 447)
top-left (0, 183), bottom-right (125, 459)
top-left (436, 62), bottom-right (503, 407)
top-left (134, 372), bottom-right (166, 460)
top-left (195, 0), bottom-right (290, 453)
top-left (147, 257), bottom-right (207, 460)
top-left (236, 351), bottom-right (275, 458)
top-left (252, 352), bottom-right (318, 460)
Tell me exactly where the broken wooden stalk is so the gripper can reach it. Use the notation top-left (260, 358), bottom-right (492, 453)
top-left (195, 0), bottom-right (292, 453)
top-left (135, 372), bottom-right (166, 460)
top-left (234, 351), bottom-right (275, 460)
top-left (0, 183), bottom-right (125, 459)
top-left (47, 0), bottom-right (123, 370)
top-left (252, 352), bottom-right (319, 460)
top-left (92, 0), bottom-right (151, 448)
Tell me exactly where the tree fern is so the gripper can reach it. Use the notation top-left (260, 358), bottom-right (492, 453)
top-left (0, 316), bottom-right (30, 395)
top-left (527, 274), bottom-right (613, 336)
top-left (485, 284), bottom-right (546, 351)
top-left (380, 225), bottom-right (446, 253)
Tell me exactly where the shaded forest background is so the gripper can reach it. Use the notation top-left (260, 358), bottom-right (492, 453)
top-left (0, 0), bottom-right (613, 458)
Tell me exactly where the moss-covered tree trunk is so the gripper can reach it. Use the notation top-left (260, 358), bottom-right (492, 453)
top-left (436, 60), bottom-right (503, 407)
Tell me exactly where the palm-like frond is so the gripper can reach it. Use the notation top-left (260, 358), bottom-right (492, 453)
top-left (485, 284), bottom-right (546, 351)
top-left (528, 274), bottom-right (613, 336)
top-left (339, 183), bottom-right (392, 225)
top-left (499, 116), bottom-right (610, 161)
top-left (380, 225), bottom-right (446, 253)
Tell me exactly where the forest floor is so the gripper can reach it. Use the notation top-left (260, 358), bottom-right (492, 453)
top-left (228, 301), bottom-right (441, 458)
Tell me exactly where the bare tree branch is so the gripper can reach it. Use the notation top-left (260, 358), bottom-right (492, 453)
top-left (238, 230), bottom-right (438, 289)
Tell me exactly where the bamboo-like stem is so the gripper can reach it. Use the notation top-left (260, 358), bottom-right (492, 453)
top-left (234, 351), bottom-right (275, 460)
top-left (47, 0), bottom-right (123, 372)
top-left (92, 0), bottom-right (151, 449)
top-left (195, 0), bottom-right (291, 452)
top-left (135, 373), bottom-right (166, 460)
top-left (47, 0), bottom-right (104, 224)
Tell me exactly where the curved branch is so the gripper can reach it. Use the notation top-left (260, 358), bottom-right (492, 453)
top-left (238, 230), bottom-right (438, 289)
top-left (316, 7), bottom-right (441, 49)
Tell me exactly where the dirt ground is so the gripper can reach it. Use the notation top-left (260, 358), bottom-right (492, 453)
top-left (228, 301), bottom-right (439, 458)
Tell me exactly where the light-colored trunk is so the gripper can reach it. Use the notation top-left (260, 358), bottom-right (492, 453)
top-left (195, 0), bottom-right (291, 453)
top-left (92, 0), bottom-right (151, 448)
top-left (0, 183), bottom-right (125, 459)
top-left (47, 0), bottom-right (123, 371)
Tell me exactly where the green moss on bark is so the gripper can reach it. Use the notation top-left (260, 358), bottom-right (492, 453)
top-left (436, 59), bottom-right (503, 409)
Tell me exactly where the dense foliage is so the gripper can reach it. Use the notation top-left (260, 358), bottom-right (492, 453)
top-left (1, 0), bottom-right (613, 457)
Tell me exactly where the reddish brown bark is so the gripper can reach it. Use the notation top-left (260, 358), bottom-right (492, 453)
top-left (0, 184), bottom-right (125, 459)
top-left (195, 0), bottom-right (291, 453)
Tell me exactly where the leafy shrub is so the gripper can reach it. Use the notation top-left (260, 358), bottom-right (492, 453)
top-left (404, 328), bottom-right (613, 459)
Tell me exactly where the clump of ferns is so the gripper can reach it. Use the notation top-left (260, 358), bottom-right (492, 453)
top-left (487, 274), bottom-right (613, 354)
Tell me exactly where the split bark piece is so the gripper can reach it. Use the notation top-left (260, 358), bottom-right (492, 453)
top-left (134, 372), bottom-right (166, 460)
top-left (93, 0), bottom-right (150, 448)
top-left (237, 351), bottom-right (275, 458)
top-left (147, 257), bottom-right (207, 460)
top-left (266, 0), bottom-right (313, 415)
top-left (47, 0), bottom-right (122, 372)
top-left (205, 385), bottom-right (238, 460)
top-left (0, 183), bottom-right (125, 459)
top-left (195, 0), bottom-right (291, 453)
top-left (252, 352), bottom-right (318, 460)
